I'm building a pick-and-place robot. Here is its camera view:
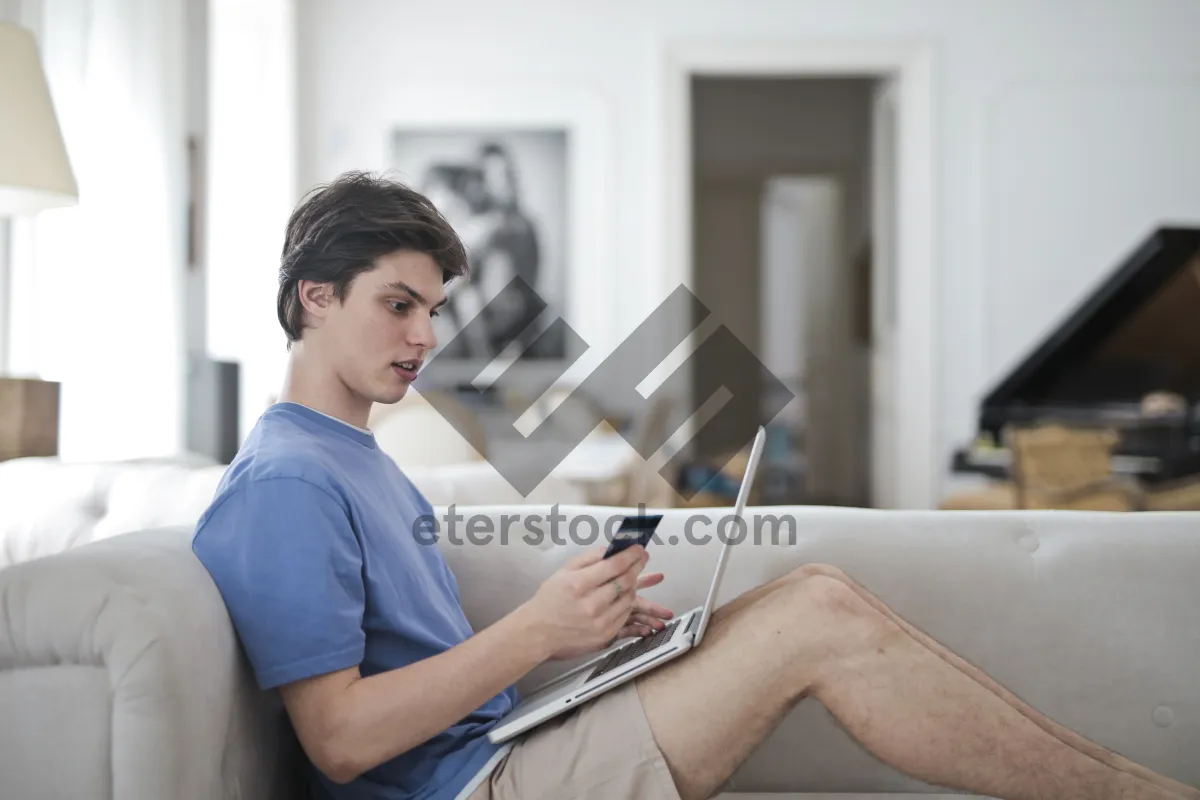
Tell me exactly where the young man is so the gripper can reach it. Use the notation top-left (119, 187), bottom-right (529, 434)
top-left (192, 171), bottom-right (1198, 800)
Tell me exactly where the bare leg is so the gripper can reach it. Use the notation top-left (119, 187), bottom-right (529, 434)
top-left (793, 564), bottom-right (1193, 795)
top-left (636, 564), bottom-right (1198, 800)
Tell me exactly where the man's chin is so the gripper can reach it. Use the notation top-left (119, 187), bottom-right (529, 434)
top-left (373, 383), bottom-right (410, 405)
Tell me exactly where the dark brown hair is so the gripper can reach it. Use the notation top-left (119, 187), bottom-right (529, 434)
top-left (277, 170), bottom-right (469, 345)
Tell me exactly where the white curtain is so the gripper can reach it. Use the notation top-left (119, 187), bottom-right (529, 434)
top-left (205, 0), bottom-right (296, 444)
top-left (7, 0), bottom-right (187, 461)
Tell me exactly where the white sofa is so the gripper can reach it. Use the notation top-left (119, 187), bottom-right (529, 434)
top-left (1, 487), bottom-right (1198, 799)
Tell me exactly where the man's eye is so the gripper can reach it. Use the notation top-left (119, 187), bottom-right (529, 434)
top-left (430, 309), bottom-right (440, 319)
top-left (390, 302), bottom-right (409, 314)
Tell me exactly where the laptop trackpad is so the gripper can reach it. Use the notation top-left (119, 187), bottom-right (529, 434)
top-left (519, 667), bottom-right (586, 708)
top-left (508, 677), bottom-right (581, 723)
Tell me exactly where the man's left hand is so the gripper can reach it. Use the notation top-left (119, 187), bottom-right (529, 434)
top-left (614, 572), bottom-right (673, 640)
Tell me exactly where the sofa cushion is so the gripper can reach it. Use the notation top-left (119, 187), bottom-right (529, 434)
top-left (0, 458), bottom-right (115, 567)
top-left (0, 456), bottom-right (585, 570)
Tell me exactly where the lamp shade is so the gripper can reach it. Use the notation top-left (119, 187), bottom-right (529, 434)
top-left (0, 23), bottom-right (78, 214)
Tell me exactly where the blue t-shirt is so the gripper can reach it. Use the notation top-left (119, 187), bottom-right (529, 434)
top-left (191, 401), bottom-right (517, 800)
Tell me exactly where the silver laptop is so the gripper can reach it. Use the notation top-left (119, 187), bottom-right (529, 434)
top-left (488, 425), bottom-right (767, 744)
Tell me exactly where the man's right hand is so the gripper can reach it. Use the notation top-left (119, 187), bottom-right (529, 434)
top-left (519, 545), bottom-right (649, 661)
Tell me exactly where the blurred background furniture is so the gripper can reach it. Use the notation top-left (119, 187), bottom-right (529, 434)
top-left (406, 382), bottom-right (682, 507)
top-left (0, 22), bottom-right (77, 213)
top-left (1007, 424), bottom-right (1141, 511)
top-left (677, 437), bottom-right (766, 508)
top-left (942, 421), bottom-right (1200, 511)
top-left (0, 377), bottom-right (59, 462)
top-left (952, 227), bottom-right (1200, 493)
top-left (946, 226), bottom-right (1200, 512)
top-left (369, 388), bottom-right (489, 469)
top-left (185, 355), bottom-right (241, 465)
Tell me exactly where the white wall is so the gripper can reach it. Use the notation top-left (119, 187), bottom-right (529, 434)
top-left (297, 0), bottom-right (1200, 502)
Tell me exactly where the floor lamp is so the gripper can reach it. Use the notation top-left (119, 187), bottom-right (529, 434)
top-left (0, 22), bottom-right (78, 461)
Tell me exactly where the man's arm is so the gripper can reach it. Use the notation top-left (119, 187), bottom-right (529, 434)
top-left (280, 605), bottom-right (547, 784)
top-left (280, 545), bottom-right (650, 784)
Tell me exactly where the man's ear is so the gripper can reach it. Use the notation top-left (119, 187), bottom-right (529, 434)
top-left (297, 279), bottom-right (334, 322)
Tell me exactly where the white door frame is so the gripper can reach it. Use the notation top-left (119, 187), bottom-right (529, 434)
top-left (870, 77), bottom-right (900, 509)
top-left (661, 39), bottom-right (938, 509)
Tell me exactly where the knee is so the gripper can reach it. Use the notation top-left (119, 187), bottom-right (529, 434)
top-left (783, 567), bottom-right (862, 619)
top-left (787, 562), bottom-right (851, 586)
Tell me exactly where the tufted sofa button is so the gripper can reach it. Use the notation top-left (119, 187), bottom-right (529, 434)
top-left (1153, 706), bottom-right (1175, 728)
top-left (88, 492), bottom-right (108, 523)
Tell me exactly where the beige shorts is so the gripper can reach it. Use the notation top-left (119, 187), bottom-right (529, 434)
top-left (468, 682), bottom-right (682, 800)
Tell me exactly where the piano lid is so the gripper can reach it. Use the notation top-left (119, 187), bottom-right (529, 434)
top-left (979, 226), bottom-right (1200, 436)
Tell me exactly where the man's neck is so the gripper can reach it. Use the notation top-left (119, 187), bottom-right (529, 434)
top-left (278, 345), bottom-right (372, 429)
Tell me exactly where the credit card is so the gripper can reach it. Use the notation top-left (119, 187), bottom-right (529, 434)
top-left (604, 514), bottom-right (663, 558)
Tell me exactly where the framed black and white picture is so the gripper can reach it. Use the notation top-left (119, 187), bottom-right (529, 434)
top-left (389, 128), bottom-right (569, 362)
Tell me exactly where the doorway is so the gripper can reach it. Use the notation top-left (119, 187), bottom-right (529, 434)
top-left (663, 40), bottom-right (936, 509)
top-left (691, 77), bottom-right (875, 506)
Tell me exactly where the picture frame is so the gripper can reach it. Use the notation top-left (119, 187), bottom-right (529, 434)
top-left (360, 83), bottom-right (617, 389)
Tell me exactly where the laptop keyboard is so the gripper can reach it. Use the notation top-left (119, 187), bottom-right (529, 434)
top-left (586, 618), bottom-right (682, 682)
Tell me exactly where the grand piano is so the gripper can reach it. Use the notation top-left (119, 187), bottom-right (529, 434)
top-left (954, 226), bottom-right (1200, 486)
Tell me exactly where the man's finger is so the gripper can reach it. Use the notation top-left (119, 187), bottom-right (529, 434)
top-left (636, 572), bottom-right (665, 590)
top-left (578, 545), bottom-right (645, 587)
top-left (618, 556), bottom-right (645, 580)
top-left (603, 587), bottom-right (637, 622)
top-left (564, 547), bottom-right (608, 570)
top-left (628, 612), bottom-right (668, 632)
top-left (584, 569), bottom-right (637, 615)
top-left (633, 597), bottom-right (673, 620)
top-left (619, 624), bottom-right (654, 640)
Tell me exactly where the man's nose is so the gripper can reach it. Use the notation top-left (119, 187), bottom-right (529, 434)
top-left (409, 312), bottom-right (437, 351)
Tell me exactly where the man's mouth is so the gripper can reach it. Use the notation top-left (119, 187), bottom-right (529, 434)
top-left (392, 360), bottom-right (421, 381)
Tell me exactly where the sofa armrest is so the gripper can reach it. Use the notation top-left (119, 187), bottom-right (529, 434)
top-left (0, 527), bottom-right (304, 800)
